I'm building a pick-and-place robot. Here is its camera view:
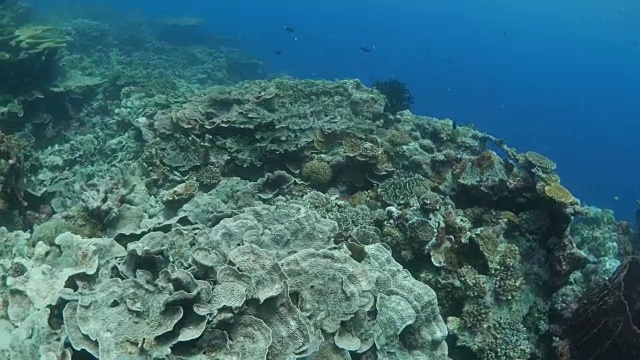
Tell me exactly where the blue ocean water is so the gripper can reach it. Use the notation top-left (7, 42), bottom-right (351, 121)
top-left (42, 0), bottom-right (640, 221)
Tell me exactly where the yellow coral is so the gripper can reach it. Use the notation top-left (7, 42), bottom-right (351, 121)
top-left (538, 171), bottom-right (561, 184)
top-left (313, 138), bottom-right (328, 151)
top-left (385, 130), bottom-right (412, 146)
top-left (9, 26), bottom-right (68, 53)
top-left (543, 182), bottom-right (575, 204)
top-left (162, 181), bottom-right (199, 204)
top-left (499, 211), bottom-right (519, 224)
top-left (342, 136), bottom-right (363, 156)
top-left (192, 165), bottom-right (221, 186)
top-left (301, 160), bottom-right (333, 184)
top-left (357, 141), bottom-right (382, 161)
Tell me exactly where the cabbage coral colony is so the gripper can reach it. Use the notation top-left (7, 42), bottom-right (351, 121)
top-left (0, 1), bottom-right (637, 359)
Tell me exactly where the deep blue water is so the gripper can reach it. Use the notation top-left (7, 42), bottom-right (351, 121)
top-left (41, 0), bottom-right (640, 221)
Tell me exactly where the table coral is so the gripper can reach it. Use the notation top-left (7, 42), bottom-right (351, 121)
top-left (522, 150), bottom-right (557, 172)
top-left (542, 182), bottom-right (577, 205)
top-left (7, 25), bottom-right (68, 53)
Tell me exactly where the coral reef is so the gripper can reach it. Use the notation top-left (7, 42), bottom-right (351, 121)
top-left (0, 3), bottom-right (634, 359)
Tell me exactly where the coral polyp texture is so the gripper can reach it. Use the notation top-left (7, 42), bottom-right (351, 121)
top-left (0, 2), bottom-right (636, 359)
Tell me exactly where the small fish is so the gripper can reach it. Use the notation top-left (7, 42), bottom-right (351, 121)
top-left (360, 45), bottom-right (375, 53)
top-left (275, 50), bottom-right (283, 55)
top-left (613, 196), bottom-right (620, 201)
top-left (284, 26), bottom-right (295, 33)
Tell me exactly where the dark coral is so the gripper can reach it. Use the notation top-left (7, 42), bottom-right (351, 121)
top-left (560, 256), bottom-right (640, 360)
top-left (0, 0), bottom-right (65, 98)
top-left (0, 130), bottom-right (31, 226)
top-left (373, 78), bottom-right (414, 114)
top-left (247, 170), bottom-right (295, 199)
top-left (0, 1), bottom-right (91, 143)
